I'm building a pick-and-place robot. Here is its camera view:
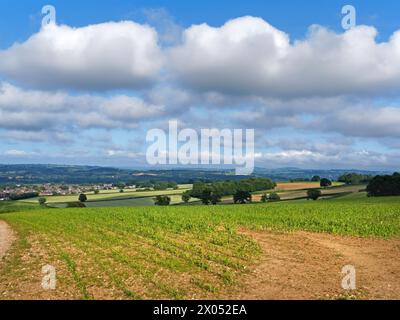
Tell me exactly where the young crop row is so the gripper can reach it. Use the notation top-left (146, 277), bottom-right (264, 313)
top-left (0, 196), bottom-right (399, 299)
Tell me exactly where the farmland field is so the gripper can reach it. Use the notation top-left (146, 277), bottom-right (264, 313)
top-left (19, 185), bottom-right (192, 206)
top-left (0, 195), bottom-right (399, 300)
top-left (84, 197), bottom-right (155, 207)
top-left (82, 195), bottom-right (199, 207)
top-left (251, 184), bottom-right (361, 202)
top-left (18, 182), bottom-right (351, 208)
top-left (274, 181), bottom-right (343, 191)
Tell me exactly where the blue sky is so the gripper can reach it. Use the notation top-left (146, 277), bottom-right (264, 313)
top-left (2, 0), bottom-right (400, 45)
top-left (0, 0), bottom-right (399, 170)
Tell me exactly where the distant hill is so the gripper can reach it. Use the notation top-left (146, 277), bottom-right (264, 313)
top-left (253, 167), bottom-right (390, 182)
top-left (0, 164), bottom-right (133, 184)
top-left (0, 164), bottom-right (392, 185)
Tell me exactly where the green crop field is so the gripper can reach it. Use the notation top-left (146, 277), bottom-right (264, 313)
top-left (84, 197), bottom-right (156, 207)
top-left (1, 195), bottom-right (399, 300)
top-left (0, 201), bottom-right (40, 214)
top-left (62, 194), bottom-right (198, 208)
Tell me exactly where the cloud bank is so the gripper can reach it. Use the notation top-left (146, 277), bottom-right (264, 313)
top-left (0, 15), bottom-right (399, 169)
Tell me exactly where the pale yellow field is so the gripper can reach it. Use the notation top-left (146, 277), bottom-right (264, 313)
top-left (275, 181), bottom-right (343, 191)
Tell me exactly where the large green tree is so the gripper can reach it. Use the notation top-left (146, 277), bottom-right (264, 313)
top-left (307, 189), bottom-right (322, 201)
top-left (38, 197), bottom-right (47, 206)
top-left (79, 194), bottom-right (87, 203)
top-left (268, 192), bottom-right (281, 202)
top-left (233, 191), bottom-right (252, 204)
top-left (320, 178), bottom-right (332, 187)
top-left (367, 173), bottom-right (400, 197)
top-left (154, 195), bottom-right (171, 206)
top-left (181, 192), bottom-right (191, 204)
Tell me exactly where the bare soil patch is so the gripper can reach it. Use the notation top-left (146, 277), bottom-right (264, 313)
top-left (276, 182), bottom-right (321, 191)
top-left (223, 230), bottom-right (400, 300)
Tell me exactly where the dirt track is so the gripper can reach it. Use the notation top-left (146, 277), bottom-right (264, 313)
top-left (0, 221), bottom-right (14, 261)
top-left (224, 230), bottom-right (400, 300)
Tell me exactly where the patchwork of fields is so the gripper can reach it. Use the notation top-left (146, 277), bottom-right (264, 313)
top-left (1, 193), bottom-right (399, 300)
top-left (19, 185), bottom-right (193, 208)
top-left (18, 182), bottom-right (350, 208)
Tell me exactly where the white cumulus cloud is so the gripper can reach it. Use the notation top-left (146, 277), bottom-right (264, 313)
top-left (0, 22), bottom-right (163, 90)
top-left (169, 16), bottom-right (400, 98)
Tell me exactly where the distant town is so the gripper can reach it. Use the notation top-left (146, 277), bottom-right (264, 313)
top-left (0, 183), bottom-right (134, 201)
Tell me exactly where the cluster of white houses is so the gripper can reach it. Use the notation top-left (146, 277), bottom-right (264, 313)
top-left (0, 183), bottom-right (118, 201)
top-left (0, 191), bottom-right (10, 201)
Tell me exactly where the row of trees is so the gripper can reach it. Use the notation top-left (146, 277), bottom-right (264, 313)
top-left (291, 176), bottom-right (331, 183)
top-left (182, 178), bottom-right (276, 205)
top-left (153, 181), bottom-right (179, 191)
top-left (338, 173), bottom-right (373, 185)
top-left (260, 192), bottom-right (281, 203)
top-left (191, 178), bottom-right (276, 197)
top-left (293, 176), bottom-right (333, 187)
top-left (156, 190), bottom-right (281, 206)
top-left (154, 178), bottom-right (277, 206)
top-left (9, 192), bottom-right (39, 201)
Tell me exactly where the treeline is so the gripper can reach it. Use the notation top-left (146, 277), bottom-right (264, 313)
top-left (144, 181), bottom-right (178, 191)
top-left (116, 181), bottom-right (178, 191)
top-left (9, 192), bottom-right (39, 201)
top-left (183, 178), bottom-right (276, 205)
top-left (191, 178), bottom-right (276, 196)
top-left (338, 173), bottom-right (373, 185)
top-left (367, 173), bottom-right (400, 197)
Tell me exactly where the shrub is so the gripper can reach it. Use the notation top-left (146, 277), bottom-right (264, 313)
top-left (67, 202), bottom-right (86, 208)
top-left (79, 194), bottom-right (88, 203)
top-left (233, 191), bottom-right (252, 204)
top-left (320, 178), bottom-right (332, 187)
top-left (307, 189), bottom-right (322, 201)
top-left (154, 195), bottom-right (171, 206)
top-left (210, 193), bottom-right (222, 205)
top-left (260, 193), bottom-right (268, 203)
top-left (182, 192), bottom-right (191, 204)
top-left (268, 192), bottom-right (281, 202)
